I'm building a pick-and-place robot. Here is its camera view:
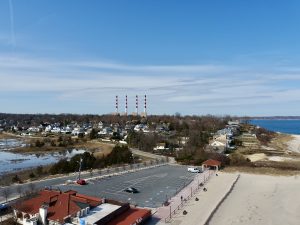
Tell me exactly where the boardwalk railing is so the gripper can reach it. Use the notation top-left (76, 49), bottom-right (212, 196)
top-left (164, 169), bottom-right (216, 223)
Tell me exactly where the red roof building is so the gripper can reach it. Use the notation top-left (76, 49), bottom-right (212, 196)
top-left (202, 159), bottom-right (221, 170)
top-left (13, 189), bottom-right (151, 225)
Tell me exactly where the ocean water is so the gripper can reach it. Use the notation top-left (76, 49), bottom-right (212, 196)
top-left (250, 120), bottom-right (300, 135)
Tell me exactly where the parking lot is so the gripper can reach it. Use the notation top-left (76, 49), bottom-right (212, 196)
top-left (58, 165), bottom-right (196, 208)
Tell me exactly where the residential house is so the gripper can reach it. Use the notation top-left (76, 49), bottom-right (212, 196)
top-left (209, 140), bottom-right (226, 153)
top-left (153, 143), bottom-right (169, 151)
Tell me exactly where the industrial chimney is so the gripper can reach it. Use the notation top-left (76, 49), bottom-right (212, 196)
top-left (125, 95), bottom-right (128, 115)
top-left (144, 95), bottom-right (147, 115)
top-left (115, 95), bottom-right (119, 114)
top-left (135, 95), bottom-right (138, 115)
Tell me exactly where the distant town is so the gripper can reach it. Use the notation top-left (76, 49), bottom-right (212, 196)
top-left (0, 112), bottom-right (300, 225)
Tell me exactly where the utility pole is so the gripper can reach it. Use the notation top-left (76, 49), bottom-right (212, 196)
top-left (78, 158), bottom-right (83, 180)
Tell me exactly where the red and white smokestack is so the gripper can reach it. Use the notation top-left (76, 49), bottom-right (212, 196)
top-left (125, 95), bottom-right (128, 115)
top-left (115, 95), bottom-right (119, 114)
top-left (144, 94), bottom-right (147, 114)
top-left (136, 95), bottom-right (138, 115)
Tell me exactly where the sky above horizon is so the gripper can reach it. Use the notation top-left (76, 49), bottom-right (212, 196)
top-left (1, 0), bottom-right (300, 116)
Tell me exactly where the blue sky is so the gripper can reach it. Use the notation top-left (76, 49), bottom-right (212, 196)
top-left (0, 0), bottom-right (300, 116)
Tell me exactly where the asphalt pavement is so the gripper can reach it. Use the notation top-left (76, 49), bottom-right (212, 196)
top-left (0, 162), bottom-right (164, 203)
top-left (57, 165), bottom-right (196, 208)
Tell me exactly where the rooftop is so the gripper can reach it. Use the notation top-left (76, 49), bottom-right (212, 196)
top-left (202, 159), bottom-right (221, 167)
top-left (82, 204), bottom-right (121, 225)
top-left (14, 189), bottom-right (101, 223)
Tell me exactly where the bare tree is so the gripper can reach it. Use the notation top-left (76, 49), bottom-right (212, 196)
top-left (16, 185), bottom-right (23, 198)
top-left (1, 187), bottom-right (11, 203)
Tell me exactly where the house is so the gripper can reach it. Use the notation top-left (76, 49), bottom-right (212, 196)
top-left (209, 140), bottom-right (226, 152)
top-left (98, 127), bottom-right (113, 136)
top-left (72, 127), bottom-right (85, 136)
top-left (61, 126), bottom-right (72, 134)
top-left (153, 143), bottom-right (169, 151)
top-left (45, 125), bottom-right (52, 133)
top-left (178, 136), bottom-right (189, 146)
top-left (27, 127), bottom-right (40, 133)
top-left (134, 124), bottom-right (144, 132)
top-left (13, 189), bottom-right (151, 225)
top-left (98, 122), bottom-right (104, 129)
top-left (51, 127), bottom-right (61, 133)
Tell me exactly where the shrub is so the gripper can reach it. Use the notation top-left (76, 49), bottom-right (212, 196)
top-left (229, 152), bottom-right (252, 166)
top-left (29, 172), bottom-right (35, 179)
top-left (35, 140), bottom-right (45, 147)
top-left (12, 175), bottom-right (22, 183)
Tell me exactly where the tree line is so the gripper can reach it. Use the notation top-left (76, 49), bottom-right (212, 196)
top-left (49, 145), bottom-right (133, 175)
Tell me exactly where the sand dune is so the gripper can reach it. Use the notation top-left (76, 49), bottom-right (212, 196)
top-left (287, 135), bottom-right (300, 153)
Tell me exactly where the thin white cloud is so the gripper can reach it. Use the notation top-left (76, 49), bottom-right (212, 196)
top-left (0, 54), bottom-right (299, 115)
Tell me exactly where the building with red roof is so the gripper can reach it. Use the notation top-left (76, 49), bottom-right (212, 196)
top-left (13, 189), bottom-right (151, 225)
top-left (202, 159), bottom-right (221, 171)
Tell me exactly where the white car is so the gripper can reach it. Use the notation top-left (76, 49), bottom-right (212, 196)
top-left (187, 167), bottom-right (201, 173)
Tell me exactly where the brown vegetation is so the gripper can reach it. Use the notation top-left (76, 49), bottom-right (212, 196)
top-left (224, 166), bottom-right (300, 176)
top-left (255, 127), bottom-right (276, 145)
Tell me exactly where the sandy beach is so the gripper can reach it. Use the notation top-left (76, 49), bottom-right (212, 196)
top-left (209, 173), bottom-right (300, 225)
top-left (287, 135), bottom-right (300, 153)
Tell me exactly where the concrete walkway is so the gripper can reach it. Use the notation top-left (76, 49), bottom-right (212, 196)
top-left (153, 172), bottom-right (239, 225)
top-left (151, 170), bottom-right (214, 223)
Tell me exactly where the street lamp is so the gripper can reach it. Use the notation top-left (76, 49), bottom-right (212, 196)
top-left (77, 158), bottom-right (83, 180)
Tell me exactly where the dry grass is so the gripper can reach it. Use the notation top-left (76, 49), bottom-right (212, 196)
top-left (0, 132), bottom-right (20, 139)
top-left (268, 133), bottom-right (293, 153)
top-left (10, 139), bottom-right (115, 156)
top-left (237, 133), bottom-right (300, 158)
top-left (74, 140), bottom-right (114, 157)
top-left (230, 133), bottom-right (300, 176)
top-left (224, 166), bottom-right (300, 176)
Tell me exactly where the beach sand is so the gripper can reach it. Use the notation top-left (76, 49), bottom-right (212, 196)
top-left (287, 135), bottom-right (300, 153)
top-left (209, 173), bottom-right (300, 225)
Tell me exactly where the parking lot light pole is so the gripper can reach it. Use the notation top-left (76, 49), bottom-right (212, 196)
top-left (132, 154), bottom-right (135, 164)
